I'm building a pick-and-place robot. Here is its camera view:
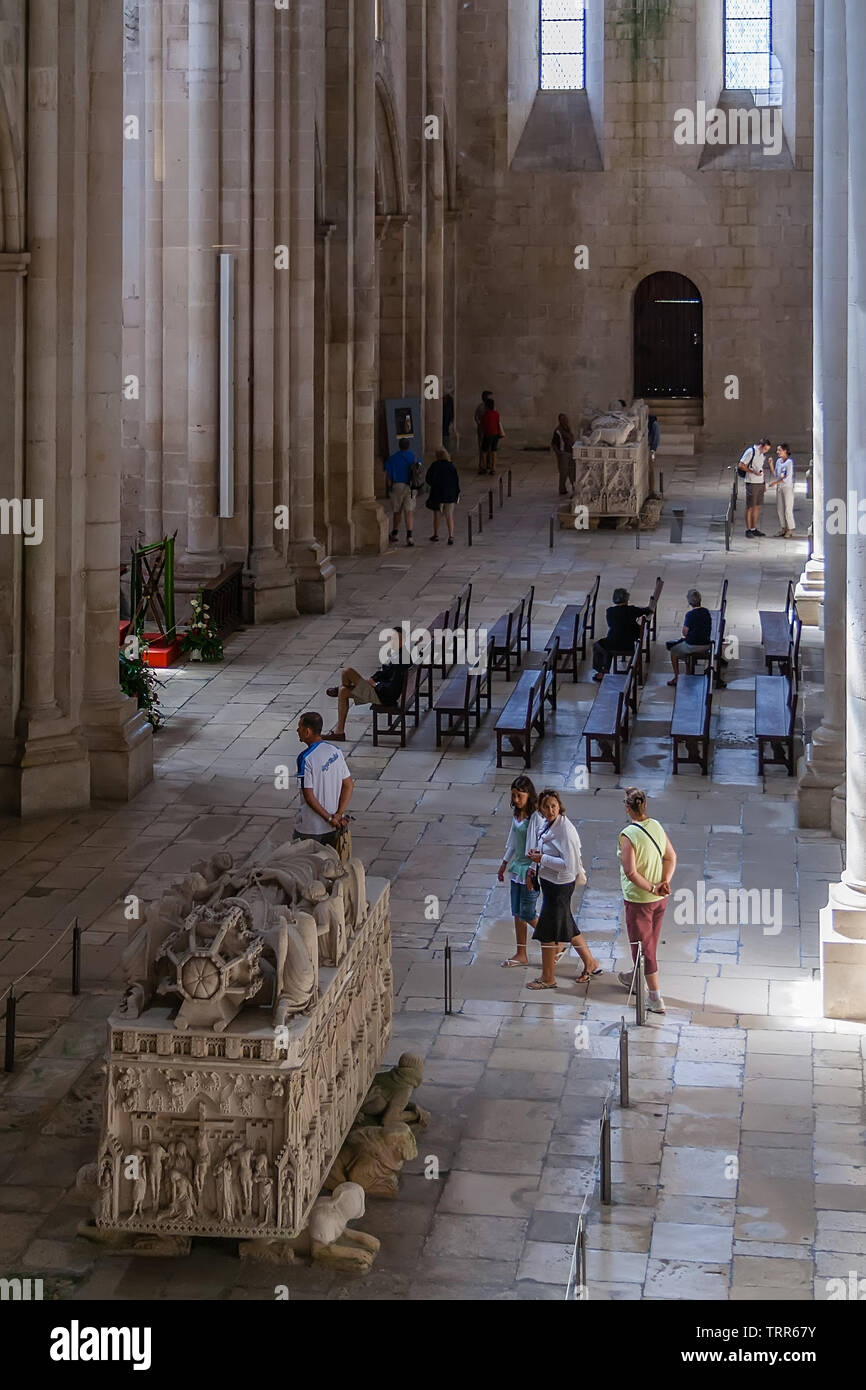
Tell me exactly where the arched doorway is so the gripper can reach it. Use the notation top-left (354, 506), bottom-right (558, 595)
top-left (633, 272), bottom-right (703, 399)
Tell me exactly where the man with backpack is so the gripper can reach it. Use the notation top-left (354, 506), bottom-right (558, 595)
top-left (738, 437), bottom-right (772, 538)
top-left (384, 437), bottom-right (421, 546)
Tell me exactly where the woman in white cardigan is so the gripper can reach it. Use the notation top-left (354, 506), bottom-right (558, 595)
top-left (526, 789), bottom-right (602, 990)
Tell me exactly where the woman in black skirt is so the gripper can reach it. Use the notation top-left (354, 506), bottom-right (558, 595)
top-left (526, 789), bottom-right (602, 991)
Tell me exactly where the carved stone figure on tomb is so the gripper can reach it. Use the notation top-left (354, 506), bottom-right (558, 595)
top-left (156, 901), bottom-right (264, 1032)
top-left (115, 1067), bottom-right (140, 1112)
top-left (128, 1150), bottom-right (148, 1218)
top-left (307, 1182), bottom-right (380, 1272)
top-left (165, 1168), bottom-right (196, 1221)
top-left (326, 1123), bottom-right (417, 1198)
top-left (148, 1141), bottom-right (168, 1212)
top-left (226, 1140), bottom-right (254, 1218)
top-left (97, 1151), bottom-right (114, 1223)
top-left (194, 1128), bottom-right (212, 1203)
top-left (214, 1156), bottom-right (235, 1223)
top-left (357, 1052), bottom-right (429, 1130)
top-left (278, 1162), bottom-right (296, 1229)
top-left (256, 1172), bottom-right (274, 1227)
top-left (307, 880), bottom-right (347, 967)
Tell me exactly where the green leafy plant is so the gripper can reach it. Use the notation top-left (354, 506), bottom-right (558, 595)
top-left (119, 646), bottom-right (165, 728)
top-left (180, 592), bottom-right (224, 662)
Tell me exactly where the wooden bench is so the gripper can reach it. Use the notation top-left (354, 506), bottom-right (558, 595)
top-left (434, 634), bottom-right (495, 748)
top-left (518, 585), bottom-right (535, 655)
top-left (601, 641), bottom-right (641, 733)
top-left (495, 663), bottom-right (546, 769)
top-left (586, 574), bottom-right (601, 639)
top-left (671, 658), bottom-right (713, 775)
top-left (640, 575), bottom-right (665, 670)
top-left (490, 597), bottom-right (524, 681)
top-left (372, 663), bottom-right (423, 747)
top-left (756, 671), bottom-right (798, 776)
top-left (583, 684), bottom-right (628, 775)
top-left (545, 594), bottom-right (590, 683)
top-left (760, 580), bottom-right (796, 674)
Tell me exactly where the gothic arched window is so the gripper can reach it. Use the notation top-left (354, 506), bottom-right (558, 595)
top-left (539, 0), bottom-right (585, 91)
top-left (724, 0), bottom-right (781, 105)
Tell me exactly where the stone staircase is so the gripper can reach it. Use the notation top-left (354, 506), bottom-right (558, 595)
top-left (644, 397), bottom-right (703, 455)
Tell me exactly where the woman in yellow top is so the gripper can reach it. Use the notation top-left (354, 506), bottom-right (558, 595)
top-left (616, 787), bottom-right (677, 1015)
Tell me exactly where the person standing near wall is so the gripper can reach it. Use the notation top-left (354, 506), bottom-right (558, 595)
top-left (616, 787), bottom-right (676, 1015)
top-left (769, 443), bottom-right (796, 538)
top-left (738, 437), bottom-right (772, 538)
top-left (384, 437), bottom-right (418, 546)
top-left (479, 398), bottom-right (504, 476)
top-left (474, 389), bottom-right (493, 473)
top-left (551, 413), bottom-right (576, 496)
top-left (425, 448), bottom-right (461, 545)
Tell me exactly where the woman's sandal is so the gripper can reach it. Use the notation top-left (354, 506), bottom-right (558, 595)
top-left (527, 979), bottom-right (558, 990)
top-left (501, 958), bottom-right (529, 968)
top-left (576, 966), bottom-right (603, 984)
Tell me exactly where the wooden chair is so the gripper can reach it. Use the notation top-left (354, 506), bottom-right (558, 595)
top-left (372, 664), bottom-right (423, 747)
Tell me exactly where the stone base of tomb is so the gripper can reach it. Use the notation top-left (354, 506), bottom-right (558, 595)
top-left (77, 1219), bottom-right (191, 1258)
top-left (91, 879), bottom-right (392, 1242)
top-left (570, 441), bottom-right (650, 522)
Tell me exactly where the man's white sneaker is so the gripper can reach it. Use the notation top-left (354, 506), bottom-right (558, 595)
top-left (647, 994), bottom-right (666, 1014)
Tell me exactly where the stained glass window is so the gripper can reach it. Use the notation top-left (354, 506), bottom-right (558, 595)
top-left (724, 0), bottom-right (781, 106)
top-left (540, 0), bottom-right (586, 91)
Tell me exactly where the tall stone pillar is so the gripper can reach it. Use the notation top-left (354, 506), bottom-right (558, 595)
top-left (820, 0), bottom-right (866, 1020)
top-left (284, 0), bottom-right (336, 608)
top-left (182, 0), bottom-right (223, 580)
top-left (423, 0), bottom-right (446, 454)
top-left (350, 0), bottom-right (387, 549)
top-left (142, 0), bottom-right (165, 545)
top-left (798, 0), bottom-right (847, 832)
top-left (796, 0), bottom-right (825, 626)
top-left (13, 0), bottom-right (90, 814)
top-left (81, 0), bottom-right (154, 799)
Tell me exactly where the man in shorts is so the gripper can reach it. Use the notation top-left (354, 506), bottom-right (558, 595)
top-left (326, 629), bottom-right (406, 741)
top-left (384, 437), bottom-right (418, 546)
top-left (474, 390), bottom-right (493, 472)
top-left (479, 398), bottom-right (503, 475)
top-left (739, 437), bottom-right (772, 538)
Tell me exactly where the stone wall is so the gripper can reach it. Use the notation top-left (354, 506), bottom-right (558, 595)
top-left (455, 0), bottom-right (814, 452)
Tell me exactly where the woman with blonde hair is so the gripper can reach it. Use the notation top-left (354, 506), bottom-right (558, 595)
top-left (526, 789), bottom-right (601, 990)
top-left (425, 448), bottom-right (461, 545)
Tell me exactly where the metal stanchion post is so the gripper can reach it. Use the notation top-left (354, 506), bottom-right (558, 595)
top-left (659, 470), bottom-right (664, 497)
top-left (576, 1213), bottom-right (588, 1299)
top-left (507, 469), bottom-right (512, 497)
top-left (619, 1016), bottom-right (630, 1108)
top-left (444, 938), bottom-right (452, 1015)
top-left (635, 514), bottom-right (641, 550)
top-left (635, 947), bottom-right (646, 1027)
top-left (498, 476), bottom-right (504, 508)
top-left (467, 515), bottom-right (472, 548)
top-left (477, 501), bottom-right (483, 534)
top-left (600, 1100), bottom-right (611, 1205)
top-left (488, 489), bottom-right (493, 519)
top-left (4, 987), bottom-right (15, 1073)
top-left (549, 516), bottom-right (554, 549)
top-left (72, 917), bottom-right (81, 995)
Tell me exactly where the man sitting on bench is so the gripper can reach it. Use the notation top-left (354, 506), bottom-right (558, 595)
top-left (666, 588), bottom-right (712, 687)
top-left (591, 588), bottom-right (652, 683)
top-left (326, 627), bottom-right (406, 741)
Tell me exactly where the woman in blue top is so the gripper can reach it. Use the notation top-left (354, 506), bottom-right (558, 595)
top-left (497, 776), bottom-right (546, 968)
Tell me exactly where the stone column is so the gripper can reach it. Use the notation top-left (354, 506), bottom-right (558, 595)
top-left (798, 0), bottom-right (847, 832)
top-left (183, 0), bottom-right (222, 578)
top-left (796, 0), bottom-right (825, 625)
top-left (80, 0), bottom-right (154, 800)
top-left (350, 0), bottom-right (387, 549)
top-left (423, 0), bottom-right (446, 454)
top-left (284, 0), bottom-right (336, 608)
top-left (820, 0), bottom-right (866, 1019)
top-left (142, 0), bottom-right (165, 544)
top-left (13, 0), bottom-right (91, 814)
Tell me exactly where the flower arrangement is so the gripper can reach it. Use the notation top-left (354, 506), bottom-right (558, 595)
top-left (180, 592), bottom-right (224, 662)
top-left (119, 645), bottom-right (165, 728)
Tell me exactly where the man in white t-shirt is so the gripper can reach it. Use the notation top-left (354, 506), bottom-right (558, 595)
top-left (294, 711), bottom-right (354, 848)
top-left (738, 437), bottom-right (772, 538)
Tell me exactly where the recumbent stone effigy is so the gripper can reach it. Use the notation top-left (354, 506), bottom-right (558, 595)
top-left (82, 839), bottom-right (392, 1249)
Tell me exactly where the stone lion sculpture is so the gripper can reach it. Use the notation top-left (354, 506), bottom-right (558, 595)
top-left (326, 1124), bottom-right (417, 1199)
top-left (356, 1052), bottom-right (430, 1130)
